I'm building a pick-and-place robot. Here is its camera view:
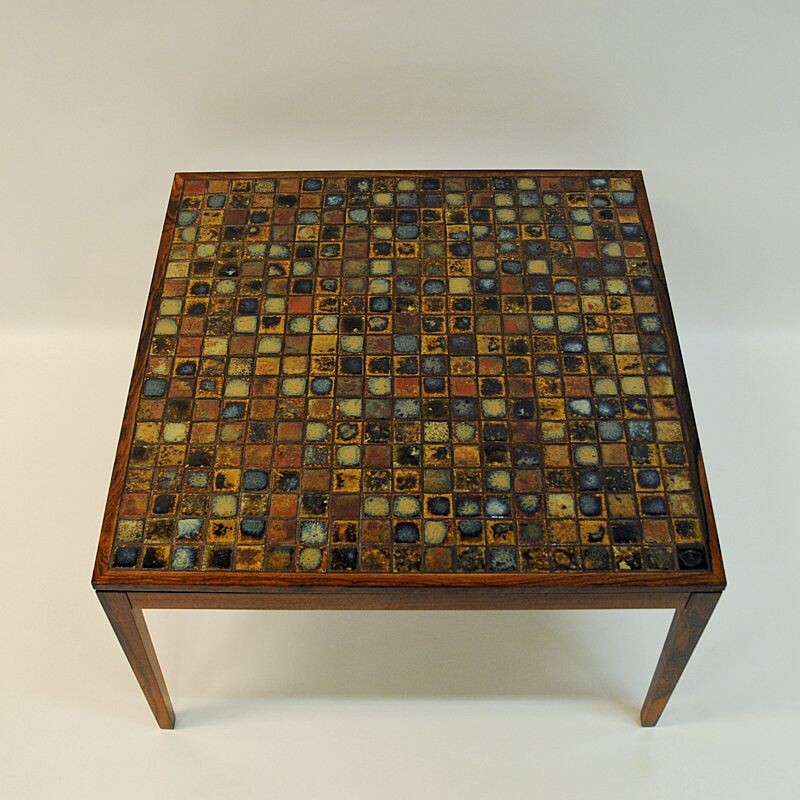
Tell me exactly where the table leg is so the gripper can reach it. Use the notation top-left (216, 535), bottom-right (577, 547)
top-left (97, 591), bottom-right (175, 729)
top-left (640, 591), bottom-right (721, 726)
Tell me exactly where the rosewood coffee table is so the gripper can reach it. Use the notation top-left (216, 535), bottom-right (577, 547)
top-left (92, 170), bottom-right (725, 728)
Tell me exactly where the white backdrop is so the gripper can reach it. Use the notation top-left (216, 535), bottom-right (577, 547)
top-left (1, 2), bottom-right (798, 798)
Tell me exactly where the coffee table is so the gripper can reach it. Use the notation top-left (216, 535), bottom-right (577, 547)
top-left (92, 171), bottom-right (725, 728)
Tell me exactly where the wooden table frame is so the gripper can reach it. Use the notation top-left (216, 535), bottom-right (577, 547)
top-left (92, 171), bottom-right (726, 729)
top-left (96, 584), bottom-right (721, 729)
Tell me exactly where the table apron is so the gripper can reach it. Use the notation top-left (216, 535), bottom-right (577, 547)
top-left (121, 589), bottom-right (693, 611)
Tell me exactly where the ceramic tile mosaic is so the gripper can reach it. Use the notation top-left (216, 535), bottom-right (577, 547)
top-left (107, 172), bottom-right (711, 575)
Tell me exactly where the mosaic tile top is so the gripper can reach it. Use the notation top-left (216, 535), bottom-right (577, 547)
top-left (103, 171), bottom-right (713, 578)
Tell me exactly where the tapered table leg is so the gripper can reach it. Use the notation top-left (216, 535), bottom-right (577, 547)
top-left (640, 591), bottom-right (721, 726)
top-left (97, 591), bottom-right (175, 729)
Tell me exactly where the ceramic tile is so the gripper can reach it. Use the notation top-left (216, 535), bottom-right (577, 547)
top-left (108, 172), bottom-right (710, 573)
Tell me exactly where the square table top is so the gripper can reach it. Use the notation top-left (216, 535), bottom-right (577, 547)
top-left (92, 170), bottom-right (725, 591)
